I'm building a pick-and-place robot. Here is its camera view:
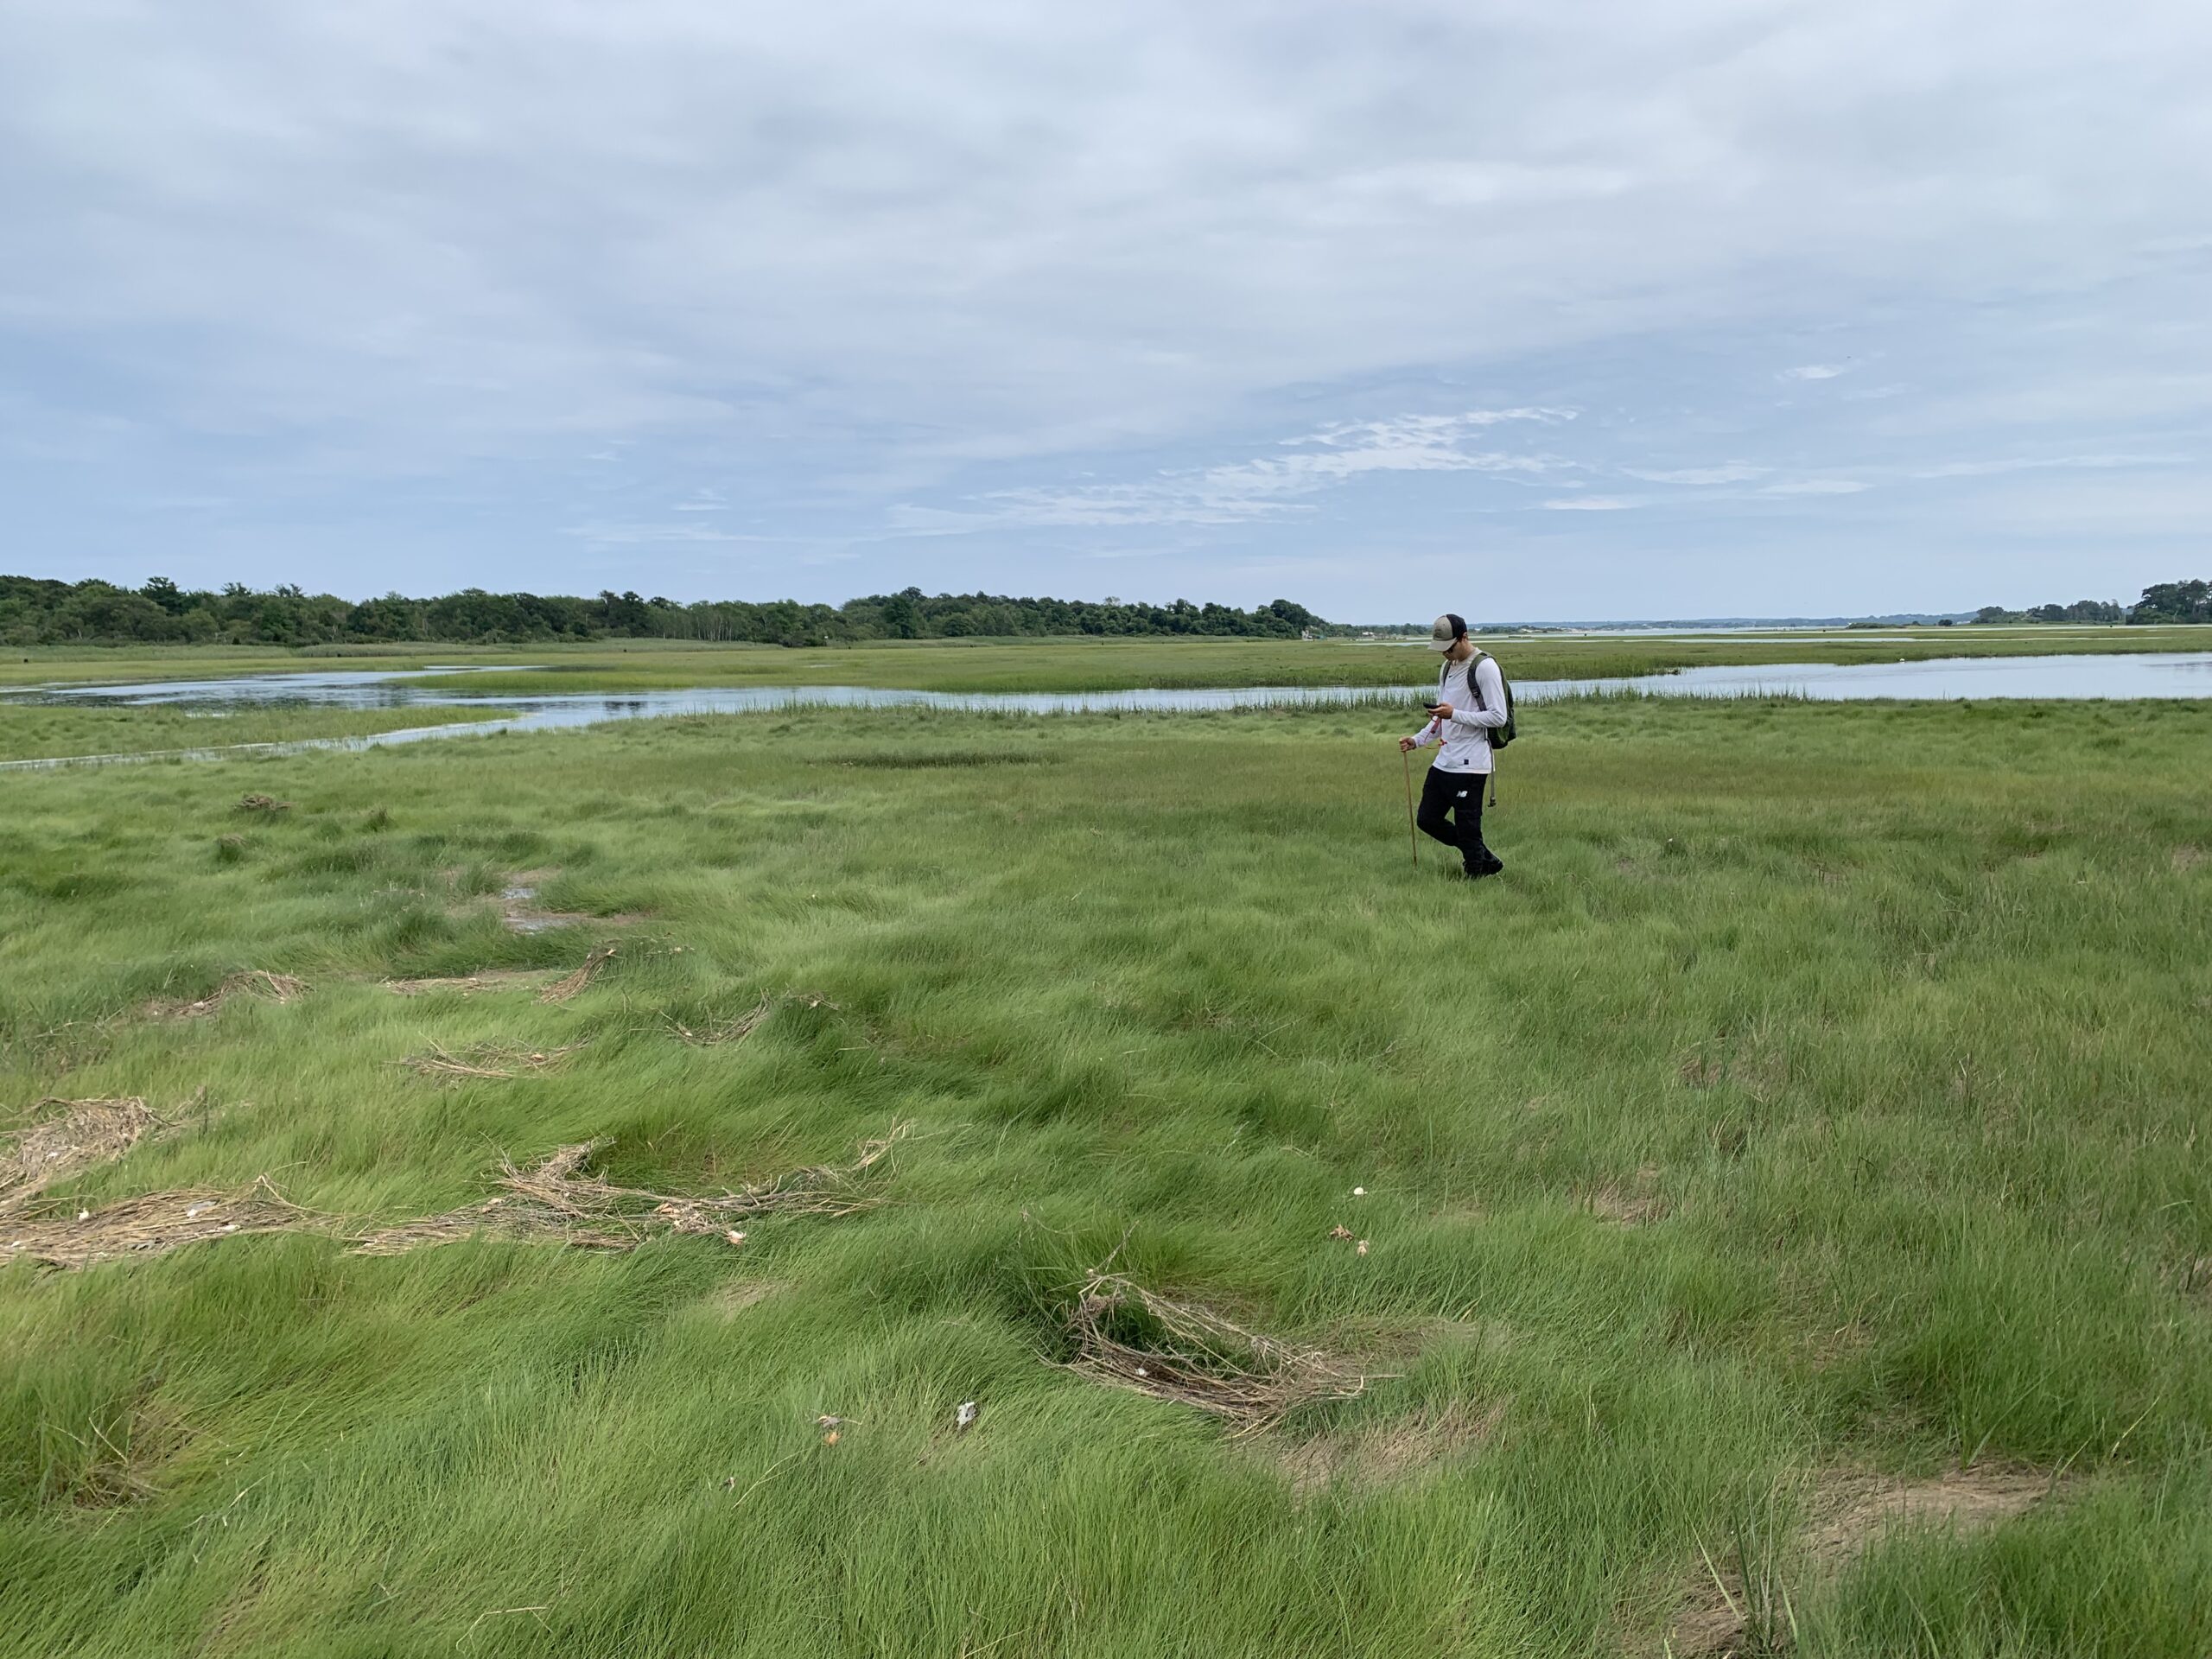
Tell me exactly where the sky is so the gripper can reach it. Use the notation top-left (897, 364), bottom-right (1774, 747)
top-left (2, 0), bottom-right (2208, 622)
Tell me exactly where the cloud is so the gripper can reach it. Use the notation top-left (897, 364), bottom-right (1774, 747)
top-left (1541, 496), bottom-right (1642, 511)
top-left (1910, 452), bottom-right (2187, 479)
top-left (1622, 463), bottom-right (1768, 485)
top-left (1761, 480), bottom-right (1869, 495)
top-left (880, 504), bottom-right (999, 535)
top-left (961, 409), bottom-right (1576, 527)
top-left (558, 521), bottom-right (780, 544)
top-left (1, 0), bottom-right (2208, 614)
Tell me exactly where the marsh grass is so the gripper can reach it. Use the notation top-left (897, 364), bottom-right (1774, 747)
top-left (0, 696), bottom-right (2207, 1656)
top-left (5, 625), bottom-right (2209, 698)
top-left (0, 699), bottom-right (499, 761)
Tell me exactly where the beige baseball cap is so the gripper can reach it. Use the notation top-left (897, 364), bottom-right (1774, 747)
top-left (1429, 613), bottom-right (1466, 650)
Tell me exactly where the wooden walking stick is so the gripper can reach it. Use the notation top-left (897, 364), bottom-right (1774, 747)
top-left (1402, 745), bottom-right (1419, 870)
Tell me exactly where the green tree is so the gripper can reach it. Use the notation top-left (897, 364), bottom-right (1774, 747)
top-left (881, 587), bottom-right (923, 639)
top-left (2130, 579), bottom-right (2209, 624)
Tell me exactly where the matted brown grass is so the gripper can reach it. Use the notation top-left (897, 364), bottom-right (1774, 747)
top-left (142, 969), bottom-right (308, 1020)
top-left (351, 1124), bottom-right (907, 1256)
top-left (379, 941), bottom-right (616, 1002)
top-left (537, 944), bottom-right (618, 1005)
top-left (2, 1178), bottom-right (321, 1270)
top-left (667, 995), bottom-right (774, 1046)
top-left (397, 1039), bottom-right (591, 1083)
top-left (382, 968), bottom-right (563, 998)
top-left (2, 1096), bottom-right (162, 1215)
top-left (665, 991), bottom-right (842, 1046)
top-left (1063, 1269), bottom-right (1376, 1436)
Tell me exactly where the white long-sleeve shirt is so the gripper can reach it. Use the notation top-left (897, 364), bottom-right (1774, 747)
top-left (1408, 652), bottom-right (1508, 774)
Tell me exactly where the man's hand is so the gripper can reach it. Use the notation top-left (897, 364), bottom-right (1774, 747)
top-left (1398, 734), bottom-right (1419, 752)
top-left (1430, 702), bottom-right (1454, 719)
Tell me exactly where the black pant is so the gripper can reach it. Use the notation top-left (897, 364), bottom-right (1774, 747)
top-left (1417, 766), bottom-right (1499, 873)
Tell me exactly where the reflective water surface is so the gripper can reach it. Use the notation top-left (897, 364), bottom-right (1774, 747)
top-left (7, 652), bottom-right (2209, 771)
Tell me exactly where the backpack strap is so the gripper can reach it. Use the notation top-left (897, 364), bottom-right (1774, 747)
top-left (1470, 651), bottom-right (1499, 805)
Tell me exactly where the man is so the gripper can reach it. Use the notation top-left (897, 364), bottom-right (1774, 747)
top-left (1398, 613), bottom-right (1508, 878)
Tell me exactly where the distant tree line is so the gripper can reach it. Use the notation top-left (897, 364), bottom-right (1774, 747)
top-left (0, 575), bottom-right (1329, 648)
top-left (1974, 579), bottom-right (2207, 626)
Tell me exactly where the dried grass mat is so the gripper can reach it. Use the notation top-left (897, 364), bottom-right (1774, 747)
top-left (352, 1125), bottom-right (906, 1256)
top-left (398, 1040), bottom-right (590, 1083)
top-left (1065, 1269), bottom-right (1375, 1435)
top-left (3, 1178), bottom-right (319, 1270)
top-left (3, 1097), bottom-right (162, 1216)
top-left (143, 970), bottom-right (308, 1020)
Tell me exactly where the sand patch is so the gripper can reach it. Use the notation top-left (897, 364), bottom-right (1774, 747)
top-left (1659, 1464), bottom-right (2063, 1656)
top-left (1679, 1053), bottom-right (1724, 1089)
top-left (1799, 1467), bottom-right (2052, 1563)
top-left (1583, 1166), bottom-right (1669, 1227)
top-left (1275, 1398), bottom-right (1509, 1499)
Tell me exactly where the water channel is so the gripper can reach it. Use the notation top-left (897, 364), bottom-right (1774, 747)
top-left (6, 652), bottom-right (2210, 772)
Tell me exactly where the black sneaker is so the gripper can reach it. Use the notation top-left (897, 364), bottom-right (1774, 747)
top-left (1463, 858), bottom-right (1505, 880)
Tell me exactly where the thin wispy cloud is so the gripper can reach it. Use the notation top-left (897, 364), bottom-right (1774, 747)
top-left (1624, 464), bottom-right (1769, 485)
top-left (559, 522), bottom-right (781, 545)
top-left (959, 410), bottom-right (1576, 528)
top-left (1909, 453), bottom-right (2188, 479)
top-left (1781, 364), bottom-right (1853, 382)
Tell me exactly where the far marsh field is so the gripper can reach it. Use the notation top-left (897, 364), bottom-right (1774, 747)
top-left (6, 623), bottom-right (2211, 696)
top-left (1, 637), bottom-right (2208, 1656)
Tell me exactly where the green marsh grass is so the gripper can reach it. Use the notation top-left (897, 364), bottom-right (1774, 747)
top-left (0, 697), bottom-right (2208, 1656)
top-left (6, 626), bottom-right (2210, 697)
top-left (0, 700), bottom-right (499, 764)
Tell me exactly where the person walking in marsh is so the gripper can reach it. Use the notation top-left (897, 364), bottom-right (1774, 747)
top-left (1399, 613), bottom-right (1510, 879)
